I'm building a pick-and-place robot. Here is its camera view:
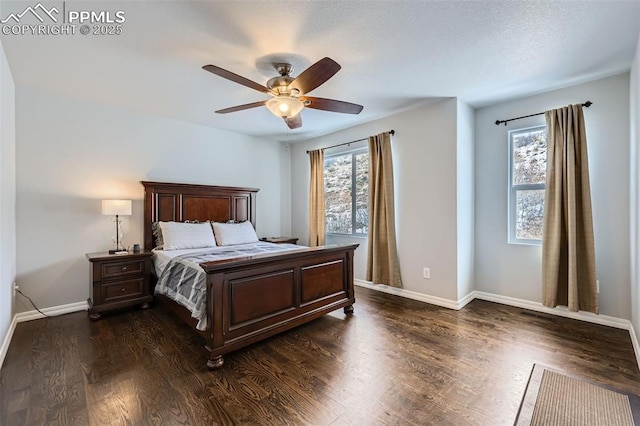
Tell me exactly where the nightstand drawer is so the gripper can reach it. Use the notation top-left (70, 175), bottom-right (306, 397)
top-left (102, 278), bottom-right (144, 302)
top-left (101, 259), bottom-right (145, 279)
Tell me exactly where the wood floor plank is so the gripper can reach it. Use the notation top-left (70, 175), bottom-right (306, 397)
top-left (1, 286), bottom-right (639, 425)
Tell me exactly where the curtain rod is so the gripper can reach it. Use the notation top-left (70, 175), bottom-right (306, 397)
top-left (494, 101), bottom-right (593, 126)
top-left (306, 130), bottom-right (395, 154)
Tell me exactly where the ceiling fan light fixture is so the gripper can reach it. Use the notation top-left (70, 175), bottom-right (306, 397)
top-left (266, 96), bottom-right (304, 119)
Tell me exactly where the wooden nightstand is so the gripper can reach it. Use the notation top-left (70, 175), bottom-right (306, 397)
top-left (86, 251), bottom-right (154, 320)
top-left (260, 237), bottom-right (299, 244)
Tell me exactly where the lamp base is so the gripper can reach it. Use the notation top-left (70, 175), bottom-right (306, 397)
top-left (108, 249), bottom-right (123, 254)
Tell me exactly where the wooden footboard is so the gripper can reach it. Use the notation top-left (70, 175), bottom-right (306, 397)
top-left (141, 181), bottom-right (358, 369)
top-left (201, 244), bottom-right (358, 369)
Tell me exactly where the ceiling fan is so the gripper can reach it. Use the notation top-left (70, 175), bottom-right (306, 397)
top-left (202, 57), bottom-right (363, 129)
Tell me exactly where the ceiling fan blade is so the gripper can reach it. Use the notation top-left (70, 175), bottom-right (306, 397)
top-left (215, 101), bottom-right (266, 114)
top-left (203, 64), bottom-right (271, 94)
top-left (285, 115), bottom-right (302, 129)
top-left (301, 97), bottom-right (363, 114)
top-left (289, 57), bottom-right (341, 95)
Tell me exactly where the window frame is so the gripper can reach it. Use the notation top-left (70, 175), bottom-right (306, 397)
top-left (507, 125), bottom-right (547, 246)
top-left (324, 147), bottom-right (369, 237)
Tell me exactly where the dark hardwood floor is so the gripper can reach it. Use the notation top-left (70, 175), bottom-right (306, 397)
top-left (1, 286), bottom-right (639, 425)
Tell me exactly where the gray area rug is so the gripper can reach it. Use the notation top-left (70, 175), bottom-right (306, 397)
top-left (514, 364), bottom-right (640, 425)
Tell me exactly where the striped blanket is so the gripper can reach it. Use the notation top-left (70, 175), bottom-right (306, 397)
top-left (155, 242), bottom-right (302, 330)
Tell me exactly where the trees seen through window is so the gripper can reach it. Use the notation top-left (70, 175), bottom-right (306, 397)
top-left (324, 149), bottom-right (368, 235)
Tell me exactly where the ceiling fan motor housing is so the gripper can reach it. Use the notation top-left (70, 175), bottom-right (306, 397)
top-left (267, 78), bottom-right (296, 96)
top-left (267, 63), bottom-right (299, 96)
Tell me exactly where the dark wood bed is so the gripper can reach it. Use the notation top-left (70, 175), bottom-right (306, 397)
top-left (142, 181), bottom-right (357, 369)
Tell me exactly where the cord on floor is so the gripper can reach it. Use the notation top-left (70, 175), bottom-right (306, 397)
top-left (16, 288), bottom-right (49, 318)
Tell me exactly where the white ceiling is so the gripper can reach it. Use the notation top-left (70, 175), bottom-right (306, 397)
top-left (1, 0), bottom-right (639, 142)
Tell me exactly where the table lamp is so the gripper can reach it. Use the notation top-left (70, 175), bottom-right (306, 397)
top-left (102, 199), bottom-right (132, 253)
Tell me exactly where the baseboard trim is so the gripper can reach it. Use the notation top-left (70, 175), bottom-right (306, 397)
top-left (472, 291), bottom-right (630, 330)
top-left (354, 279), bottom-right (468, 310)
top-left (0, 315), bottom-right (18, 369)
top-left (457, 290), bottom-right (476, 309)
top-left (630, 323), bottom-right (640, 371)
top-left (14, 300), bottom-right (88, 323)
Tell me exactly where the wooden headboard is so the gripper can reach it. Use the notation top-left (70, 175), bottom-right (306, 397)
top-left (141, 181), bottom-right (259, 250)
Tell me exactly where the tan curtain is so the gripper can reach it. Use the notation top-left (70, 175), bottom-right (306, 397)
top-left (367, 132), bottom-right (402, 287)
top-left (308, 149), bottom-right (325, 247)
top-left (542, 104), bottom-right (597, 313)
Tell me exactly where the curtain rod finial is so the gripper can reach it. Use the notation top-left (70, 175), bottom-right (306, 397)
top-left (584, 101), bottom-right (592, 108)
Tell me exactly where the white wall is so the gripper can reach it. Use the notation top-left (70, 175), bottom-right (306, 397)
top-left (290, 99), bottom-right (463, 301)
top-left (279, 143), bottom-right (292, 237)
top-left (475, 73), bottom-right (631, 319)
top-left (456, 100), bottom-right (475, 299)
top-left (0, 40), bottom-right (16, 362)
top-left (630, 36), bottom-right (639, 344)
top-left (15, 87), bottom-right (287, 313)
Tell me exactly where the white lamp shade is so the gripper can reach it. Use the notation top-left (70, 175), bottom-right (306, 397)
top-left (265, 96), bottom-right (304, 119)
top-left (102, 199), bottom-right (132, 216)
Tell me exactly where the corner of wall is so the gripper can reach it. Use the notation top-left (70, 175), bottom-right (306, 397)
top-left (0, 38), bottom-right (17, 366)
top-left (456, 99), bottom-right (475, 299)
top-left (630, 34), bottom-right (640, 351)
top-left (0, 314), bottom-right (17, 369)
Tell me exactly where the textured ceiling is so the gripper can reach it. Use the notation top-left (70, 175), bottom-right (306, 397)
top-left (1, 0), bottom-right (639, 142)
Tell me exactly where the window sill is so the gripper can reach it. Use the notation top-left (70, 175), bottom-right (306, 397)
top-left (508, 239), bottom-right (542, 246)
top-left (326, 234), bottom-right (368, 240)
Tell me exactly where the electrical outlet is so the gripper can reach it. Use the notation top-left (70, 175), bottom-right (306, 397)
top-left (596, 280), bottom-right (600, 293)
top-left (423, 268), bottom-right (431, 279)
top-left (13, 283), bottom-right (18, 297)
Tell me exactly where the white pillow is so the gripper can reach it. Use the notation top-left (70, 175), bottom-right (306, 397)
top-left (212, 221), bottom-right (259, 246)
top-left (159, 222), bottom-right (217, 250)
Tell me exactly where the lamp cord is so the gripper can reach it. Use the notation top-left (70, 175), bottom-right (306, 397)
top-left (16, 288), bottom-right (49, 318)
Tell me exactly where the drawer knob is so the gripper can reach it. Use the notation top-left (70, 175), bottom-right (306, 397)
top-left (121, 288), bottom-right (126, 292)
top-left (121, 266), bottom-right (127, 271)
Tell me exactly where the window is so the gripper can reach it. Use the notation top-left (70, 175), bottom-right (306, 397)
top-left (324, 148), bottom-right (368, 235)
top-left (508, 125), bottom-right (547, 244)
